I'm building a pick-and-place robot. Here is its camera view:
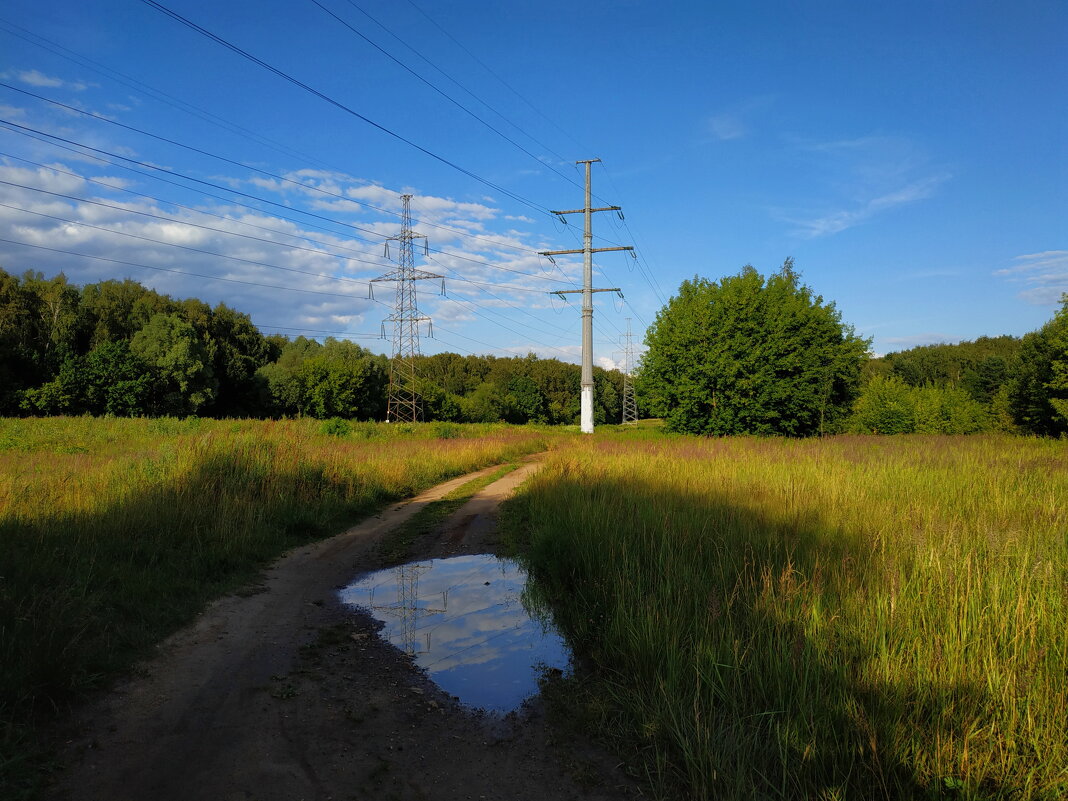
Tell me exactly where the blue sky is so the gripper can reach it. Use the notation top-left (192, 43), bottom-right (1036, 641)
top-left (1, 0), bottom-right (1064, 366)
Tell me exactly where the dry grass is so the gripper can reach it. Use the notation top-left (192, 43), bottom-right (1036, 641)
top-left (0, 416), bottom-right (557, 797)
top-left (512, 432), bottom-right (1067, 800)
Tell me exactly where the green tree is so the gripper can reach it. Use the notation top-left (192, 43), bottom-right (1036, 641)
top-left (205, 304), bottom-right (272, 416)
top-left (849, 375), bottom-right (916, 434)
top-left (1010, 296), bottom-right (1068, 436)
top-left (256, 337), bottom-right (386, 419)
top-left (257, 336), bottom-right (321, 414)
top-left (131, 313), bottom-right (217, 415)
top-left (639, 261), bottom-right (869, 436)
top-left (80, 340), bottom-right (154, 416)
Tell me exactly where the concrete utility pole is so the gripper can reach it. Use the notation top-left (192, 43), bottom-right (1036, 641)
top-left (620, 317), bottom-right (638, 425)
top-left (540, 159), bottom-right (632, 434)
top-left (371, 194), bottom-right (443, 423)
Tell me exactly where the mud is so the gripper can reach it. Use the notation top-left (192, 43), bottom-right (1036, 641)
top-left (43, 459), bottom-right (638, 801)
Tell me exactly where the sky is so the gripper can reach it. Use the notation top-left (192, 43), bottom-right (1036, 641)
top-left (0, 0), bottom-right (1065, 366)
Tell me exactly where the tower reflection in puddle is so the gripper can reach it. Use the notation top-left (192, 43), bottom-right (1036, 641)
top-left (340, 554), bottom-right (570, 714)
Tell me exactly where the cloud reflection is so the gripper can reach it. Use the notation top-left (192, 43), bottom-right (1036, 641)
top-left (339, 555), bottom-right (570, 714)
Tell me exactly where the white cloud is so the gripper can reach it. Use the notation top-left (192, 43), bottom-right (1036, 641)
top-left (0, 154), bottom-right (592, 361)
top-left (994, 250), bottom-right (1068, 305)
top-left (2, 69), bottom-right (91, 92)
top-left (707, 113), bottom-right (747, 141)
top-left (705, 96), bottom-right (775, 141)
top-left (788, 173), bottom-right (950, 238)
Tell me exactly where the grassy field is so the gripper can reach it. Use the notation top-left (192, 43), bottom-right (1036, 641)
top-left (0, 416), bottom-right (557, 796)
top-left (509, 432), bottom-right (1067, 800)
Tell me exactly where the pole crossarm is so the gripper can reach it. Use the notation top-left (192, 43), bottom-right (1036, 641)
top-left (549, 288), bottom-right (620, 296)
top-left (550, 206), bottom-right (621, 215)
top-left (539, 245), bottom-right (634, 257)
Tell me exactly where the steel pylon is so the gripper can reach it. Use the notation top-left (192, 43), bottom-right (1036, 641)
top-left (371, 194), bottom-right (442, 423)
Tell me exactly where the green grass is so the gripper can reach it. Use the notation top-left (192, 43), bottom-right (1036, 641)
top-left (0, 417), bottom-right (559, 799)
top-left (377, 462), bottom-right (519, 563)
top-left (507, 433), bottom-right (1068, 800)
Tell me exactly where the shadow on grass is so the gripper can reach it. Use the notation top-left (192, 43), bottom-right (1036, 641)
top-left (0, 447), bottom-right (393, 799)
top-left (513, 474), bottom-right (1008, 801)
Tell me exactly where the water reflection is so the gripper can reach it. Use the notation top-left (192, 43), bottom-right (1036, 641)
top-left (339, 554), bottom-right (570, 714)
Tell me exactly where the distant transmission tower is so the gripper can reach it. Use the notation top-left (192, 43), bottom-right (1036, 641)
top-left (620, 318), bottom-right (638, 425)
top-left (371, 195), bottom-right (443, 423)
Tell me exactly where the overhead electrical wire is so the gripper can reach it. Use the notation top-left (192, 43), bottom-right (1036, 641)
top-left (253, 323), bottom-right (381, 339)
top-left (0, 236), bottom-right (367, 299)
top-left (0, 201), bottom-right (375, 289)
top-left (2, 10), bottom-right (659, 361)
top-left (0, 17), bottom-right (569, 262)
top-left (137, 0), bottom-right (555, 216)
top-left (0, 16), bottom-right (345, 177)
top-left (1, 13), bottom-right (649, 302)
top-left (402, 0), bottom-right (589, 159)
top-left (0, 119), bottom-right (568, 285)
top-left (1, 188), bottom-right (588, 348)
top-left (0, 85), bottom-right (553, 257)
top-left (339, 0), bottom-right (573, 167)
top-left (308, 0), bottom-right (587, 195)
top-left (0, 151), bottom-right (397, 266)
top-left (0, 177), bottom-right (389, 273)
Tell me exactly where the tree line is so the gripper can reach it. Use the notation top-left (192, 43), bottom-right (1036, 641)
top-left (637, 260), bottom-right (1068, 437)
top-left (0, 267), bottom-right (625, 424)
top-left (4, 264), bottom-right (1065, 436)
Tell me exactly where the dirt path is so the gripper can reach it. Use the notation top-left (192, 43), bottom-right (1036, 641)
top-left (44, 459), bottom-right (636, 801)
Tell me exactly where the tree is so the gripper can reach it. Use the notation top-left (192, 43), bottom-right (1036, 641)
top-left (849, 376), bottom-right (993, 434)
top-left (1010, 295), bottom-right (1068, 436)
top-left (638, 260), bottom-right (869, 436)
top-left (80, 340), bottom-right (154, 416)
top-left (131, 313), bottom-right (217, 415)
top-left (256, 337), bottom-right (387, 419)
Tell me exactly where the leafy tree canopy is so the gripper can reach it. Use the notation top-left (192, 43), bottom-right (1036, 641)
top-left (638, 260), bottom-right (869, 436)
top-left (1009, 294), bottom-right (1068, 436)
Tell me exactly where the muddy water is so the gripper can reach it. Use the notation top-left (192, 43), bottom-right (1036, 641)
top-left (340, 554), bottom-right (569, 714)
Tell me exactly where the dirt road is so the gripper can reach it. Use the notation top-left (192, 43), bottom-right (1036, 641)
top-left (44, 460), bottom-right (635, 801)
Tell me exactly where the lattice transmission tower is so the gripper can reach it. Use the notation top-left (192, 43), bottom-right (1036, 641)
top-left (370, 564), bottom-right (446, 656)
top-left (620, 317), bottom-right (638, 425)
top-left (371, 195), bottom-right (442, 423)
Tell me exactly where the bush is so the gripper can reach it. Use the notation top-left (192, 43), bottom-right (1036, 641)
top-left (318, 417), bottom-right (351, 437)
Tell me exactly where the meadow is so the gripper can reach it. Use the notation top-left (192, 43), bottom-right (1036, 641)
top-left (510, 432), bottom-right (1067, 800)
top-left (0, 416), bottom-right (556, 794)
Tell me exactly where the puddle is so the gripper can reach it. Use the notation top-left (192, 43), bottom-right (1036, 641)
top-left (339, 554), bottom-right (569, 714)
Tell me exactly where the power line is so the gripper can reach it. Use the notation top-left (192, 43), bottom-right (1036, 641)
top-left (402, 0), bottom-right (589, 158)
top-left (0, 200), bottom-right (373, 290)
top-left (0, 15), bottom-right (342, 177)
top-left (309, 0), bottom-right (586, 194)
top-left (339, 0), bottom-right (573, 166)
top-left (0, 236), bottom-right (367, 299)
top-left (254, 323), bottom-right (381, 339)
top-left (0, 84), bottom-right (553, 256)
top-left (0, 176), bottom-right (389, 273)
top-left (0, 119), bottom-right (568, 283)
top-left (138, 0), bottom-right (555, 216)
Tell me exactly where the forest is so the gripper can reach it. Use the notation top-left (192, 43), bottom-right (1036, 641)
top-left (0, 267), bottom-right (625, 425)
top-left (2, 265), bottom-right (1066, 436)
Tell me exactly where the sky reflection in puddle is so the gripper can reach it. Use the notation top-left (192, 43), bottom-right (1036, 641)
top-left (339, 554), bottom-right (569, 714)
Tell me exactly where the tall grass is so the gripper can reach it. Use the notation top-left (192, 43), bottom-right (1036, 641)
top-left (0, 416), bottom-right (556, 796)
top-left (511, 433), bottom-right (1067, 800)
